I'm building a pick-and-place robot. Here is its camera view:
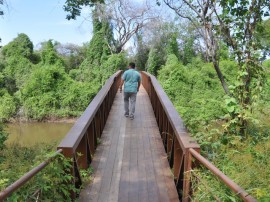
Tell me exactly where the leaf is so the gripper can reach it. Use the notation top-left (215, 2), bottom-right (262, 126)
top-left (227, 105), bottom-right (235, 113)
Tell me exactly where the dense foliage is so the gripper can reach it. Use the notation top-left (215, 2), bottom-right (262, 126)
top-left (157, 53), bottom-right (270, 200)
top-left (0, 0), bottom-right (269, 201)
top-left (0, 143), bottom-right (79, 201)
top-left (0, 25), bottom-right (126, 121)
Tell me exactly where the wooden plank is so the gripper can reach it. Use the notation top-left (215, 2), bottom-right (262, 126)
top-left (79, 94), bottom-right (122, 202)
top-left (137, 95), bottom-right (149, 202)
top-left (79, 87), bottom-right (179, 202)
top-left (108, 113), bottom-right (126, 202)
top-left (141, 93), bottom-right (161, 202)
top-left (97, 113), bottom-right (122, 202)
top-left (118, 124), bottom-right (130, 202)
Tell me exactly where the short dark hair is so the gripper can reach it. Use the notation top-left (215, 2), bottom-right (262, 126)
top-left (129, 62), bottom-right (135, 69)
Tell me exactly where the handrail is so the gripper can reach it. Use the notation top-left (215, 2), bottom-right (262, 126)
top-left (0, 70), bottom-right (122, 201)
top-left (0, 149), bottom-right (63, 201)
top-left (58, 70), bottom-right (122, 152)
top-left (141, 71), bottom-right (200, 201)
top-left (57, 70), bottom-right (122, 199)
top-left (140, 71), bottom-right (256, 202)
top-left (189, 148), bottom-right (257, 202)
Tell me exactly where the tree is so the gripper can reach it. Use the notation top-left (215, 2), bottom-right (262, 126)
top-left (162, 0), bottom-right (230, 95)
top-left (85, 9), bottom-right (113, 65)
top-left (146, 47), bottom-right (165, 76)
top-left (163, 0), bottom-right (270, 136)
top-left (64, 0), bottom-right (157, 53)
top-left (1, 34), bottom-right (34, 93)
top-left (144, 21), bottom-right (181, 75)
top-left (257, 18), bottom-right (270, 60)
top-left (40, 40), bottom-right (65, 66)
top-left (2, 33), bottom-right (33, 60)
top-left (63, 0), bottom-right (104, 20)
top-left (103, 0), bottom-right (156, 53)
top-left (55, 43), bottom-right (88, 72)
top-left (134, 33), bottom-right (150, 70)
top-left (217, 0), bottom-right (269, 135)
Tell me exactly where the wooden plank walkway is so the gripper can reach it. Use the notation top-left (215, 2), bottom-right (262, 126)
top-left (79, 86), bottom-right (179, 202)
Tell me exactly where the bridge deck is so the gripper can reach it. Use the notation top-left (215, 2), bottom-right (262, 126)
top-left (79, 87), bottom-right (179, 202)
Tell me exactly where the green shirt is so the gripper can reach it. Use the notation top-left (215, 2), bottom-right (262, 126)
top-left (122, 69), bottom-right (141, 93)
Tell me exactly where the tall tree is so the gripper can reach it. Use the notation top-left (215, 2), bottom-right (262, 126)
top-left (86, 8), bottom-right (113, 65)
top-left (56, 43), bottom-right (88, 72)
top-left (217, 0), bottom-right (270, 135)
top-left (162, 0), bottom-right (230, 95)
top-left (102, 0), bottom-right (156, 53)
top-left (40, 40), bottom-right (64, 66)
top-left (163, 0), bottom-right (270, 136)
top-left (64, 0), bottom-right (156, 53)
top-left (2, 33), bottom-right (33, 60)
top-left (134, 33), bottom-right (150, 70)
top-left (144, 21), bottom-right (180, 75)
top-left (2, 34), bottom-right (34, 93)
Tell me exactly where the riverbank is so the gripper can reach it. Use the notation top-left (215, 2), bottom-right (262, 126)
top-left (7, 116), bottom-right (78, 124)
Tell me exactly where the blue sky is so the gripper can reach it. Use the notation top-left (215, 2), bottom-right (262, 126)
top-left (0, 0), bottom-right (92, 47)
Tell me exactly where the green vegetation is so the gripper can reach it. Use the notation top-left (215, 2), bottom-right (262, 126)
top-left (0, 143), bottom-right (79, 201)
top-left (1, 0), bottom-right (270, 200)
top-left (0, 22), bottom-right (126, 121)
top-left (0, 4), bottom-right (126, 199)
top-left (157, 53), bottom-right (270, 200)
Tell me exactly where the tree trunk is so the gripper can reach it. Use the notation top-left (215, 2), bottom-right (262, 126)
top-left (212, 60), bottom-right (230, 95)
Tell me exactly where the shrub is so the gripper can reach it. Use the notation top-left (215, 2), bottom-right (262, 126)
top-left (0, 143), bottom-right (79, 201)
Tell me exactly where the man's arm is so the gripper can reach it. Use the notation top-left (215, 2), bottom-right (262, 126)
top-left (137, 80), bottom-right (141, 92)
top-left (119, 79), bottom-right (124, 93)
top-left (137, 73), bottom-right (141, 92)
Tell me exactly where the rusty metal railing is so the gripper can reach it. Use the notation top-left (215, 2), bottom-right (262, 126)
top-left (57, 70), bottom-right (122, 199)
top-left (0, 149), bottom-right (63, 201)
top-left (141, 71), bottom-right (257, 202)
top-left (189, 148), bottom-right (257, 202)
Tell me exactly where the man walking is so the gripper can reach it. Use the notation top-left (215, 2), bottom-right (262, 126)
top-left (119, 62), bottom-right (141, 120)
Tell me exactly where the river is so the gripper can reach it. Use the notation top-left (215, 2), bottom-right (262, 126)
top-left (5, 122), bottom-right (74, 147)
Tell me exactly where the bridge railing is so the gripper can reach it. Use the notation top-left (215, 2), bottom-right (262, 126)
top-left (141, 71), bottom-right (257, 202)
top-left (57, 70), bottom-right (122, 198)
top-left (141, 71), bottom-right (200, 201)
top-left (0, 70), bottom-right (122, 201)
top-left (0, 149), bottom-right (63, 201)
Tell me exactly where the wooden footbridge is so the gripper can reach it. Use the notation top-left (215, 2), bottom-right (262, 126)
top-left (0, 71), bottom-right (257, 201)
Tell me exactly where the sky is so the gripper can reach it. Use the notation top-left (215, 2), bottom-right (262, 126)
top-left (0, 0), bottom-right (93, 47)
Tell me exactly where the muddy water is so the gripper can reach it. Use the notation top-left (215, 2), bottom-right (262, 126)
top-left (5, 122), bottom-right (74, 147)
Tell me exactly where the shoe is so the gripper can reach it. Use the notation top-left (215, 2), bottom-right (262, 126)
top-left (129, 116), bottom-right (134, 120)
top-left (124, 114), bottom-right (129, 117)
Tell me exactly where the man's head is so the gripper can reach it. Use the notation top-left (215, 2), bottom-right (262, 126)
top-left (129, 62), bottom-right (136, 69)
